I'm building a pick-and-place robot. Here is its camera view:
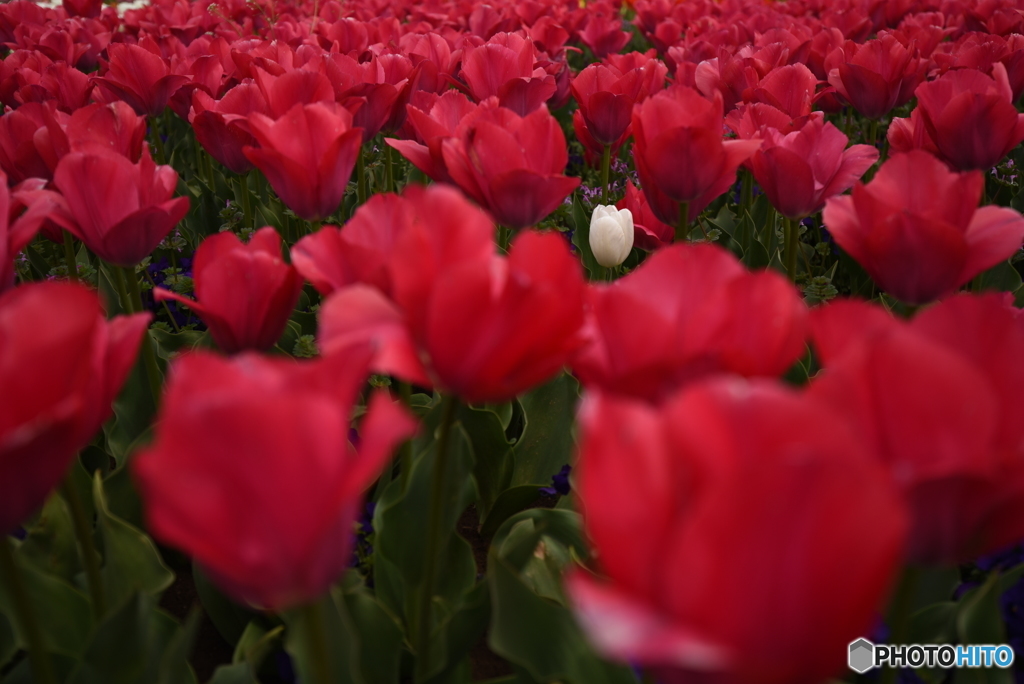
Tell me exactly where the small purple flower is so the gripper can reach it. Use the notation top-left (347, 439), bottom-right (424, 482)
top-left (539, 464), bottom-right (572, 496)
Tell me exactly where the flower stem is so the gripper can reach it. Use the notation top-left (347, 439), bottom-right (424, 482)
top-left (385, 143), bottom-right (395, 193)
top-left (600, 144), bottom-right (611, 205)
top-left (356, 146), bottom-right (367, 207)
top-left (675, 201), bottom-right (690, 242)
top-left (117, 265), bottom-right (162, 408)
top-left (880, 567), bottom-right (920, 684)
top-left (63, 231), bottom-right (78, 283)
top-left (784, 217), bottom-right (798, 282)
top-left (0, 537), bottom-right (57, 684)
top-left (300, 599), bottom-right (332, 684)
top-left (415, 395), bottom-right (458, 682)
top-left (59, 479), bottom-right (106, 619)
top-left (240, 172), bottom-right (253, 231)
top-left (399, 382), bottom-right (414, 494)
top-left (498, 225), bottom-right (509, 254)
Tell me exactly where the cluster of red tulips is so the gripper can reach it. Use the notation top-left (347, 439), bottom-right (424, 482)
top-left (2, 0), bottom-right (1024, 681)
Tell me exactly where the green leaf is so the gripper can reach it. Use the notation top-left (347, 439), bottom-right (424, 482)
top-left (511, 373), bottom-right (579, 488)
top-left (906, 602), bottom-right (958, 644)
top-left (192, 562), bottom-right (256, 648)
top-left (17, 492), bottom-right (80, 583)
top-left (207, 663), bottom-right (258, 684)
top-left (66, 591), bottom-right (186, 684)
top-left (479, 485), bottom-right (547, 541)
top-left (149, 327), bottom-right (208, 362)
top-left (341, 575), bottom-right (405, 684)
top-left (157, 609), bottom-right (201, 684)
top-left (0, 612), bottom-right (16, 670)
top-left (458, 404), bottom-right (514, 523)
top-left (102, 345), bottom-right (157, 465)
top-left (0, 545), bottom-right (92, 656)
top-left (571, 194), bottom-right (600, 278)
top-left (957, 572), bottom-right (1006, 645)
top-left (973, 259), bottom-right (1023, 295)
top-left (93, 472), bottom-right (174, 609)
top-left (282, 588), bottom-right (364, 684)
top-left (487, 510), bottom-right (634, 684)
top-left (232, 620), bottom-right (284, 668)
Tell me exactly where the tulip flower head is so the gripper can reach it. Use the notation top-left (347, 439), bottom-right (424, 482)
top-left (590, 205), bottom-right (634, 267)
top-left (132, 348), bottom-right (417, 611)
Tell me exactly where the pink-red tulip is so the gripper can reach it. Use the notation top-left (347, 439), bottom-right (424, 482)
top-left (1, 281), bottom-right (149, 533)
top-left (631, 86), bottom-right (759, 227)
top-left (154, 227), bottom-right (302, 354)
top-left (190, 83), bottom-right (269, 175)
top-left (826, 33), bottom-right (925, 119)
top-left (570, 60), bottom-right (666, 149)
top-left (316, 184), bottom-right (585, 402)
top-left (132, 347), bottom-right (417, 610)
top-left (52, 146), bottom-right (190, 267)
top-left (907, 63), bottom-right (1024, 171)
top-left (569, 379), bottom-right (907, 684)
top-left (616, 180), bottom-right (673, 251)
top-left (809, 295), bottom-right (1024, 563)
top-left (92, 42), bottom-right (190, 117)
top-left (243, 102), bottom-right (363, 222)
top-left (750, 115), bottom-right (878, 220)
top-left (570, 243), bottom-right (808, 403)
top-left (822, 151), bottom-right (1024, 304)
top-left (441, 104), bottom-right (580, 230)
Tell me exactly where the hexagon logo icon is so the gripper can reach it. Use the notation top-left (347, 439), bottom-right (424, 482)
top-left (849, 638), bottom-right (875, 674)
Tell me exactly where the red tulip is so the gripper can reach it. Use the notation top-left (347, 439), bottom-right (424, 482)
top-left (132, 347), bottom-right (417, 611)
top-left (822, 151), bottom-right (1024, 305)
top-left (808, 295), bottom-right (1024, 563)
top-left (92, 42), bottom-right (190, 117)
top-left (742, 63), bottom-right (819, 120)
top-left (460, 33), bottom-right (555, 116)
top-left (631, 85), bottom-right (759, 227)
top-left (0, 101), bottom-right (58, 183)
top-left (317, 184), bottom-right (585, 403)
top-left (385, 90), bottom-right (478, 184)
top-left (1, 281), bottom-right (149, 533)
top-left (570, 60), bottom-right (666, 148)
top-left (571, 243), bottom-right (808, 403)
top-left (750, 115), bottom-right (878, 220)
top-left (569, 379), bottom-right (907, 684)
top-left (826, 33), bottom-right (925, 118)
top-left (441, 104), bottom-right (580, 229)
top-left (578, 12), bottom-right (632, 59)
top-left (615, 180), bottom-right (673, 251)
top-left (154, 228), bottom-right (302, 354)
top-left (910, 63), bottom-right (1024, 171)
top-left (65, 101), bottom-right (148, 162)
top-left (243, 102), bottom-right (363, 222)
top-left (190, 83), bottom-right (269, 175)
top-left (1, 174), bottom-right (63, 291)
top-left (51, 146), bottom-right (189, 267)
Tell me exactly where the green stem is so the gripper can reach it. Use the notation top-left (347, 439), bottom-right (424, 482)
top-left (600, 144), bottom-right (611, 205)
top-left (63, 231), bottom-right (78, 283)
top-left (356, 146), bottom-right (367, 207)
top-left (59, 480), bottom-right (106, 619)
top-left (498, 225), bottom-right (509, 254)
top-left (414, 395), bottom-right (458, 682)
top-left (784, 217), bottom-right (798, 282)
top-left (399, 382), bottom-right (414, 494)
top-left (385, 143), bottom-right (395, 193)
top-left (149, 114), bottom-right (167, 166)
top-left (880, 567), bottom-right (921, 684)
top-left (240, 172), bottom-right (253, 231)
top-left (0, 537), bottom-right (57, 684)
top-left (675, 201), bottom-right (690, 242)
top-left (119, 265), bottom-right (162, 408)
top-left (300, 600), bottom-right (332, 684)
top-left (763, 205), bottom-right (777, 251)
top-left (868, 118), bottom-right (879, 146)
top-left (142, 268), bottom-right (181, 333)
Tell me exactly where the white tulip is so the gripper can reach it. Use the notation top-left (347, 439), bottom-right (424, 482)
top-left (589, 205), bottom-right (634, 268)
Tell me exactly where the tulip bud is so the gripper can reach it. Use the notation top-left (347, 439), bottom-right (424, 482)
top-left (589, 205), bottom-right (633, 267)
